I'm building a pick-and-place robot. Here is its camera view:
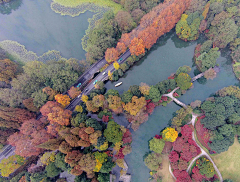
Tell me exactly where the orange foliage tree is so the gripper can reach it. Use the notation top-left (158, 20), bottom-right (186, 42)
top-left (68, 86), bottom-right (81, 99)
top-left (129, 37), bottom-right (146, 56)
top-left (119, 33), bottom-right (131, 48)
top-left (55, 94), bottom-right (71, 107)
top-left (23, 98), bottom-right (38, 112)
top-left (138, 27), bottom-right (158, 50)
top-left (105, 48), bottom-right (119, 63)
top-left (116, 42), bottom-right (127, 55)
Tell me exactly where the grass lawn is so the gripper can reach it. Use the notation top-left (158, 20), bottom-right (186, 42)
top-left (211, 137), bottom-right (240, 181)
top-left (157, 154), bottom-right (175, 182)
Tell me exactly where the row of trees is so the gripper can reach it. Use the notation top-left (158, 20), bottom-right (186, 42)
top-left (85, 0), bottom-right (164, 64)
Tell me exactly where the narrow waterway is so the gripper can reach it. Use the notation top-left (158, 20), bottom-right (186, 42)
top-left (105, 31), bottom-right (239, 182)
top-left (0, 0), bottom-right (93, 60)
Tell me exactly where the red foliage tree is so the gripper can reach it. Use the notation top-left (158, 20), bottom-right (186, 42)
top-left (19, 119), bottom-right (45, 136)
top-left (68, 86), bottom-right (81, 99)
top-left (102, 115), bottom-right (109, 123)
top-left (146, 102), bottom-right (155, 114)
top-left (191, 166), bottom-right (204, 182)
top-left (122, 129), bottom-right (132, 144)
top-left (114, 147), bottom-right (125, 159)
top-left (169, 150), bottom-right (179, 163)
top-left (181, 125), bottom-right (193, 138)
top-left (174, 170), bottom-right (192, 182)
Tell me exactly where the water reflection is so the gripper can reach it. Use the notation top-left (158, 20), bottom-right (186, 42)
top-left (0, 0), bottom-right (22, 15)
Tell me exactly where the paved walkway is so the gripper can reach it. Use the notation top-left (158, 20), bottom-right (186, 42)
top-left (164, 71), bottom-right (223, 182)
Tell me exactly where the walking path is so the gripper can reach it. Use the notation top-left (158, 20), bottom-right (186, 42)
top-left (164, 71), bottom-right (223, 182)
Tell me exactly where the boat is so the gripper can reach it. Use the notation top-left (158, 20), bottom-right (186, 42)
top-left (115, 82), bottom-right (122, 87)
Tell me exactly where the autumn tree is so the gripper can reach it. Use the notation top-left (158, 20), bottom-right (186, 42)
top-left (47, 106), bottom-right (72, 126)
top-left (119, 33), bottom-right (131, 48)
top-left (105, 48), bottom-right (119, 63)
top-left (139, 82), bottom-right (150, 95)
top-left (23, 98), bottom-right (38, 112)
top-left (113, 61), bottom-right (120, 70)
top-left (116, 42), bottom-right (127, 55)
top-left (162, 127), bottom-right (178, 142)
top-left (129, 37), bottom-right (146, 56)
top-left (138, 27), bottom-right (158, 49)
top-left (0, 106), bottom-right (35, 123)
top-left (123, 96), bottom-right (146, 116)
top-left (86, 100), bottom-right (99, 113)
top-left (81, 94), bottom-right (88, 103)
top-left (107, 95), bottom-right (123, 113)
top-left (19, 118), bottom-right (45, 135)
top-left (176, 73), bottom-right (192, 90)
top-left (55, 94), bottom-right (71, 107)
top-left (68, 86), bottom-right (81, 99)
top-left (0, 59), bottom-right (17, 84)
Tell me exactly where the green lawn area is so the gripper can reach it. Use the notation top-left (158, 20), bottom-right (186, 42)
top-left (211, 137), bottom-right (240, 181)
top-left (52, 0), bottom-right (123, 14)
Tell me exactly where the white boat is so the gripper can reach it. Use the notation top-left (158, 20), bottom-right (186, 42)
top-left (115, 82), bottom-right (122, 87)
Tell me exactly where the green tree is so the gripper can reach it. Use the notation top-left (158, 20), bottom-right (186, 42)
top-left (128, 85), bottom-right (141, 97)
top-left (100, 156), bottom-right (116, 173)
top-left (149, 138), bottom-right (165, 154)
top-left (176, 73), bottom-right (192, 90)
top-left (55, 152), bottom-right (69, 171)
top-left (86, 118), bottom-right (102, 130)
top-left (104, 121), bottom-right (123, 144)
top-left (148, 86), bottom-right (161, 102)
top-left (104, 89), bottom-right (119, 99)
top-left (45, 162), bottom-right (61, 178)
top-left (175, 65), bottom-right (191, 76)
top-left (144, 152), bottom-right (162, 171)
top-left (71, 113), bottom-right (88, 127)
top-left (218, 124), bottom-right (233, 137)
top-left (121, 91), bottom-right (133, 103)
top-left (97, 173), bottom-right (110, 182)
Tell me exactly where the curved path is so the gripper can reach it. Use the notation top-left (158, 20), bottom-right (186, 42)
top-left (164, 90), bottom-right (223, 181)
top-left (163, 70), bottom-right (223, 181)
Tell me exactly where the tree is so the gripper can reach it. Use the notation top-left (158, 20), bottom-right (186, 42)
top-left (105, 89), bottom-right (119, 99)
top-left (148, 86), bottom-right (161, 102)
top-left (139, 82), bottom-right (150, 96)
top-left (218, 124), bottom-right (233, 137)
top-left (55, 94), bottom-right (71, 107)
top-left (32, 90), bottom-right (48, 108)
top-left (68, 87), bottom-right (81, 99)
top-left (144, 152), bottom-right (162, 171)
top-left (209, 138), bottom-right (234, 154)
top-left (37, 139), bottom-right (62, 151)
top-left (123, 96), bottom-right (146, 116)
top-left (120, 33), bottom-right (131, 48)
top-left (99, 156), bottom-right (115, 173)
top-left (19, 118), bottom-right (45, 135)
top-left (45, 162), bottom-right (61, 178)
top-left (0, 106), bottom-right (35, 123)
top-left (23, 98), bottom-right (38, 112)
top-left (138, 27), bottom-right (158, 49)
top-left (176, 73), bottom-right (192, 90)
top-left (116, 42), bottom-right (127, 55)
top-left (104, 120), bottom-right (123, 144)
top-left (107, 95), bottom-right (123, 113)
top-left (162, 127), bottom-right (178, 142)
top-left (113, 61), bottom-right (120, 70)
top-left (105, 48), bottom-right (119, 63)
top-left (121, 91), bottom-right (133, 103)
top-left (128, 85), bottom-right (141, 97)
top-left (42, 86), bottom-right (57, 101)
top-left (178, 158), bottom-right (188, 171)
top-left (78, 153), bottom-right (96, 178)
top-left (0, 155), bottom-right (25, 177)
top-left (129, 37), bottom-right (145, 56)
top-left (86, 118), bottom-right (102, 130)
top-left (92, 94), bottom-right (105, 108)
top-left (97, 173), bottom-right (110, 182)
top-left (175, 66), bottom-right (191, 76)
top-left (149, 138), bottom-right (165, 154)
top-left (81, 94), bottom-right (88, 103)
top-left (47, 106), bottom-right (72, 126)
top-left (115, 11), bottom-right (136, 33)
top-left (0, 59), bottom-right (17, 84)
top-left (131, 9), bottom-right (145, 24)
